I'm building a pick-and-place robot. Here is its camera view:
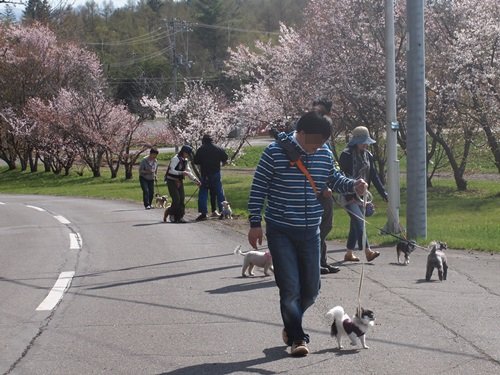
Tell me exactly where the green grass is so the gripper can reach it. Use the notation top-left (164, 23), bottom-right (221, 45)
top-left (1, 146), bottom-right (499, 252)
top-left (327, 178), bottom-right (500, 252)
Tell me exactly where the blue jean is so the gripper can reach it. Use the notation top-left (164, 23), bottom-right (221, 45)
top-left (345, 202), bottom-right (369, 250)
top-left (139, 176), bottom-right (154, 208)
top-left (198, 171), bottom-right (225, 214)
top-left (266, 221), bottom-right (321, 344)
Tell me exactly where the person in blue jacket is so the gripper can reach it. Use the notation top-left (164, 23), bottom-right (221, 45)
top-left (247, 111), bottom-right (367, 357)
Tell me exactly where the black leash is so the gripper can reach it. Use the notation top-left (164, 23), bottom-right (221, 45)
top-left (155, 178), bottom-right (162, 196)
top-left (184, 186), bottom-right (199, 205)
top-left (332, 194), bottom-right (427, 250)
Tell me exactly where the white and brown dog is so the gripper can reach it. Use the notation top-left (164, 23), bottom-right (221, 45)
top-left (234, 245), bottom-right (273, 277)
top-left (326, 305), bottom-right (375, 350)
top-left (220, 200), bottom-right (233, 219)
top-left (154, 194), bottom-right (168, 208)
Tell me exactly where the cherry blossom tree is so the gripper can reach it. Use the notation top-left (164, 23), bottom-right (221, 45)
top-left (225, 1), bottom-right (408, 179)
top-left (449, 0), bottom-right (500, 174)
top-left (56, 88), bottom-right (132, 178)
top-left (141, 80), bottom-right (236, 150)
top-left (0, 22), bottom-right (104, 171)
top-left (23, 95), bottom-right (79, 175)
top-left (225, 0), bottom-right (498, 189)
top-left (426, 0), bottom-right (500, 189)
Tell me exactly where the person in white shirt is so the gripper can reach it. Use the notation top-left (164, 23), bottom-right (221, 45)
top-left (163, 145), bottom-right (200, 223)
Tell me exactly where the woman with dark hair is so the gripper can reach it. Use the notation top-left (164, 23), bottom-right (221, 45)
top-left (339, 126), bottom-right (388, 262)
top-left (139, 148), bottom-right (159, 209)
top-left (163, 146), bottom-right (200, 223)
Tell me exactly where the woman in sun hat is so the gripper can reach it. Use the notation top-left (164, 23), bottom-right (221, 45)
top-left (339, 126), bottom-right (388, 262)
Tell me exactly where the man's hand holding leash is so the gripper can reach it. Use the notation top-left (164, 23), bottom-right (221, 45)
top-left (354, 179), bottom-right (368, 196)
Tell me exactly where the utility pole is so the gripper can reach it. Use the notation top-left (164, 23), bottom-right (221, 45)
top-left (168, 19), bottom-right (193, 100)
top-left (406, 0), bottom-right (427, 239)
top-left (170, 18), bottom-right (178, 101)
top-left (384, 0), bottom-right (401, 235)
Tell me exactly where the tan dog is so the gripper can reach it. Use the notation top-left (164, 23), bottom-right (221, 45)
top-left (234, 245), bottom-right (273, 277)
top-left (162, 205), bottom-right (174, 222)
top-left (154, 194), bottom-right (168, 208)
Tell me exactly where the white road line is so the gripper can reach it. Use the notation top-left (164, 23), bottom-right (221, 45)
top-left (26, 205), bottom-right (46, 212)
top-left (54, 215), bottom-right (71, 224)
top-left (36, 271), bottom-right (75, 311)
top-left (0, 202), bottom-right (5, 205)
top-left (69, 233), bottom-right (82, 250)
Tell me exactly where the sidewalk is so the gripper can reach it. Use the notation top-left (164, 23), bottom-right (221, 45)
top-left (166, 215), bottom-right (500, 374)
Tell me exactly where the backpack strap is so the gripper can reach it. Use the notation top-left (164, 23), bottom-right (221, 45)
top-left (290, 159), bottom-right (319, 195)
top-left (271, 129), bottom-right (319, 195)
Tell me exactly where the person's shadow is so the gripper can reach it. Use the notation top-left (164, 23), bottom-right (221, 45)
top-left (157, 346), bottom-right (288, 375)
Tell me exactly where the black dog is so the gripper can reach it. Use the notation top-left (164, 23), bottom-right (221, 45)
top-left (426, 241), bottom-right (448, 281)
top-left (396, 240), bottom-right (416, 265)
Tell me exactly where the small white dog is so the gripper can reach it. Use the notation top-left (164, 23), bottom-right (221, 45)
top-left (326, 305), bottom-right (375, 350)
top-left (234, 245), bottom-right (273, 277)
top-left (220, 200), bottom-right (233, 219)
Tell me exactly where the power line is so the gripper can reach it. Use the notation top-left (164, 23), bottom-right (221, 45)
top-left (190, 21), bottom-right (280, 36)
top-left (85, 20), bottom-right (278, 47)
top-left (108, 45), bottom-right (174, 68)
top-left (85, 29), bottom-right (176, 46)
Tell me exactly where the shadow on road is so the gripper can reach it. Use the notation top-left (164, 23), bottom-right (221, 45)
top-left (157, 346), bottom-right (288, 375)
top-left (206, 279), bottom-right (276, 294)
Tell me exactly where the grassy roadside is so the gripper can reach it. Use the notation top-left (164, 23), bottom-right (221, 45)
top-left (1, 148), bottom-right (499, 252)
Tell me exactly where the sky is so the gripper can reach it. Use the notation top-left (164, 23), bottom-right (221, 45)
top-left (1, 0), bottom-right (137, 18)
top-left (69, 0), bottom-right (135, 8)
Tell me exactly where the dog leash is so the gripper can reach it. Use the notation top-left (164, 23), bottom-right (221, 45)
top-left (155, 177), bottom-right (163, 196)
top-left (184, 186), bottom-right (199, 206)
top-left (332, 191), bottom-right (428, 251)
top-left (357, 263), bottom-right (364, 315)
top-left (357, 194), bottom-right (368, 315)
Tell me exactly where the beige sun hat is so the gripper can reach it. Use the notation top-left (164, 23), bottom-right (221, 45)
top-left (348, 126), bottom-right (376, 146)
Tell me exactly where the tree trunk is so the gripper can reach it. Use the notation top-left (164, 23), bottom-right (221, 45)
top-left (124, 162), bottom-right (133, 180)
top-left (480, 122), bottom-right (500, 173)
top-left (28, 151), bottom-right (38, 172)
top-left (471, 95), bottom-right (500, 173)
top-left (426, 118), bottom-right (471, 191)
top-left (43, 157), bottom-right (51, 172)
top-left (19, 155), bottom-right (27, 171)
top-left (5, 159), bottom-right (16, 170)
top-left (454, 173), bottom-right (467, 191)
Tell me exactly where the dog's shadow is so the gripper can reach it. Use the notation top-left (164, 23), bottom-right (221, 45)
top-left (206, 279), bottom-right (276, 294)
top-left (157, 346), bottom-right (287, 375)
top-left (389, 262), bottom-right (408, 266)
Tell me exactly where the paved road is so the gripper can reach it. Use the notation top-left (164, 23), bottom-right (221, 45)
top-left (1, 195), bottom-right (499, 374)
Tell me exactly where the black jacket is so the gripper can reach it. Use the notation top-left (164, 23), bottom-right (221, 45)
top-left (339, 146), bottom-right (387, 201)
top-left (193, 141), bottom-right (228, 176)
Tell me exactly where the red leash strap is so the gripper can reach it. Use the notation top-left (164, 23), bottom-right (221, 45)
top-left (290, 159), bottom-right (319, 195)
